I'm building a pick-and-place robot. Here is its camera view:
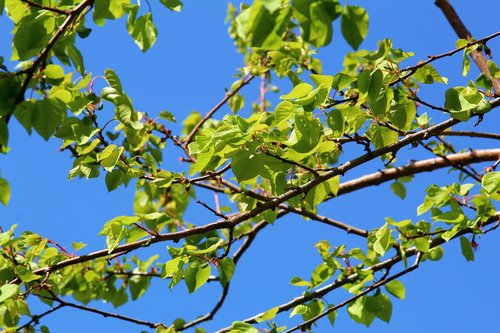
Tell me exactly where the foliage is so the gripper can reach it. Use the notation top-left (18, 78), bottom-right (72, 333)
top-left (0, 0), bottom-right (499, 332)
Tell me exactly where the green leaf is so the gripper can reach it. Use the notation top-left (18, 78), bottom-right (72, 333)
top-left (44, 64), bottom-right (65, 85)
top-left (384, 280), bottom-right (405, 299)
top-left (347, 297), bottom-right (375, 327)
top-left (413, 237), bottom-right (430, 253)
top-left (366, 293), bottom-right (392, 323)
top-left (459, 236), bottom-right (474, 261)
top-left (292, 0), bottom-right (342, 48)
top-left (273, 101), bottom-right (294, 126)
top-left (93, 0), bottom-right (129, 22)
top-left (13, 13), bottom-right (55, 60)
top-left (390, 181), bottom-right (406, 200)
top-left (290, 276), bottom-right (312, 288)
top-left (235, 3), bottom-right (288, 50)
top-left (367, 125), bottom-right (398, 152)
top-left (162, 257), bottom-right (183, 278)
top-left (389, 98), bottom-right (416, 131)
top-left (0, 178), bottom-right (11, 206)
top-left (97, 145), bottom-right (124, 172)
top-left (0, 284), bottom-right (19, 303)
top-left (231, 149), bottom-right (262, 182)
top-left (256, 306), bottom-right (279, 323)
top-left (229, 94), bottom-right (245, 113)
top-left (341, 5), bottom-right (369, 50)
top-left (72, 242), bottom-right (87, 251)
top-left (129, 13), bottom-right (158, 52)
top-left (280, 83), bottom-right (313, 100)
top-left (285, 113), bottom-right (322, 158)
top-left (129, 275), bottom-right (151, 300)
top-left (105, 169), bottom-right (125, 192)
top-left (373, 224), bottom-right (394, 256)
top-left (327, 305), bottom-right (337, 326)
top-left (462, 50), bottom-right (471, 76)
top-left (371, 87), bottom-right (393, 116)
top-left (184, 261), bottom-right (211, 293)
top-left (218, 257), bottom-right (235, 287)
top-left (33, 99), bottom-right (67, 140)
top-left (444, 85), bottom-right (484, 120)
top-left (160, 110), bottom-right (176, 122)
top-left (159, 0), bottom-right (183, 11)
top-left (327, 109), bottom-right (345, 138)
top-left (104, 69), bottom-right (123, 94)
top-left (290, 304), bottom-right (308, 317)
top-left (482, 171), bottom-right (500, 194)
top-left (14, 266), bottom-right (41, 283)
top-left (66, 43), bottom-right (86, 75)
top-left (229, 321), bottom-right (258, 333)
top-left (427, 246), bottom-right (444, 261)
top-left (413, 64), bottom-right (448, 84)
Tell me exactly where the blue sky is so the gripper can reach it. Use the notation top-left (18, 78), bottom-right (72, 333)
top-left (1, 1), bottom-right (499, 332)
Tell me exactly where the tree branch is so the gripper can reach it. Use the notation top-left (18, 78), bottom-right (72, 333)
top-left (17, 303), bottom-right (65, 331)
top-left (215, 212), bottom-right (500, 332)
top-left (20, 0), bottom-right (71, 15)
top-left (183, 75), bottom-right (254, 145)
top-left (435, 1), bottom-right (500, 95)
top-left (388, 30), bottom-right (500, 87)
top-left (36, 293), bottom-right (161, 329)
top-left (281, 255), bottom-right (422, 333)
top-left (18, 113), bottom-right (491, 283)
top-left (337, 148), bottom-right (500, 196)
top-left (13, 0), bottom-right (94, 106)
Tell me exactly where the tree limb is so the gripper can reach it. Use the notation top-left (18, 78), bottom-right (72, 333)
top-left (435, 0), bottom-right (500, 95)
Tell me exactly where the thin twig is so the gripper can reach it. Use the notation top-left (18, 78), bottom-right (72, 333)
top-left (16, 303), bottom-right (65, 331)
top-left (264, 151), bottom-right (319, 176)
top-left (20, 0), bottom-right (71, 15)
top-left (184, 75), bottom-right (255, 145)
top-left (409, 95), bottom-right (450, 113)
top-left (37, 293), bottom-right (161, 329)
top-left (13, 0), bottom-right (93, 107)
top-left (215, 213), bottom-right (500, 333)
top-left (281, 254), bottom-right (422, 333)
top-left (390, 30), bottom-right (500, 88)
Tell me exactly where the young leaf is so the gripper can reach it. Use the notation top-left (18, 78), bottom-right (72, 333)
top-left (482, 171), bottom-right (500, 194)
top-left (341, 5), bottom-right (369, 50)
top-left (0, 284), bottom-right (19, 303)
top-left (184, 261), bottom-right (211, 293)
top-left (347, 297), bottom-right (375, 327)
top-left (256, 306), bottom-right (279, 323)
top-left (129, 13), bottom-right (158, 52)
top-left (218, 257), bottom-right (235, 287)
top-left (159, 0), bottom-right (183, 12)
top-left (385, 280), bottom-right (405, 299)
top-left (390, 181), bottom-right (406, 200)
top-left (459, 236), bottom-right (475, 261)
top-left (0, 178), bottom-right (11, 206)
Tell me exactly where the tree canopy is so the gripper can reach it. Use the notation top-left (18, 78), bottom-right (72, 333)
top-left (0, 0), bottom-right (499, 332)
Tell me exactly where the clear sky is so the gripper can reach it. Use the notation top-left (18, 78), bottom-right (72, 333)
top-left (1, 1), bottom-right (499, 332)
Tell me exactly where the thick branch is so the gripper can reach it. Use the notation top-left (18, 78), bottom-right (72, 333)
top-left (337, 148), bottom-right (500, 196)
top-left (435, 0), bottom-right (500, 95)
